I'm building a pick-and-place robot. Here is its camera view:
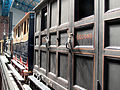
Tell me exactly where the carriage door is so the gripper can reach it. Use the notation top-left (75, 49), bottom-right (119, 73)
top-left (71, 0), bottom-right (98, 90)
top-left (99, 0), bottom-right (120, 90)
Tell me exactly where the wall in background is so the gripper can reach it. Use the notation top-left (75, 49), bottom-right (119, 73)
top-left (11, 7), bottom-right (25, 27)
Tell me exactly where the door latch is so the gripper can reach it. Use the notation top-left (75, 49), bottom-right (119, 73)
top-left (66, 33), bottom-right (73, 50)
top-left (44, 36), bottom-right (49, 47)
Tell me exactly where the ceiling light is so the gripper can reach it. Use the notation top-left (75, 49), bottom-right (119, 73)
top-left (16, 3), bottom-right (19, 6)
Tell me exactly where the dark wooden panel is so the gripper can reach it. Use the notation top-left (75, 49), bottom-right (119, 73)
top-left (74, 25), bottom-right (93, 46)
top-left (60, 0), bottom-right (69, 24)
top-left (17, 43), bottom-right (21, 54)
top-left (74, 18), bottom-right (94, 28)
top-left (13, 44), bottom-right (16, 56)
top-left (104, 49), bottom-right (120, 56)
top-left (73, 49), bottom-right (95, 54)
top-left (58, 53), bottom-right (68, 80)
top-left (50, 0), bottom-right (57, 27)
top-left (35, 50), bottom-right (38, 65)
top-left (40, 51), bottom-right (46, 69)
top-left (35, 36), bottom-right (39, 45)
top-left (20, 41), bottom-right (28, 62)
top-left (74, 55), bottom-right (93, 90)
top-left (49, 52), bottom-right (56, 74)
top-left (13, 42), bottom-right (28, 62)
top-left (105, 21), bottom-right (120, 47)
top-left (21, 41), bottom-right (28, 57)
top-left (105, 0), bottom-right (120, 11)
top-left (59, 31), bottom-right (68, 45)
top-left (41, 35), bottom-right (47, 45)
top-left (50, 33), bottom-right (57, 45)
top-left (104, 57), bottom-right (120, 90)
top-left (75, 0), bottom-right (94, 21)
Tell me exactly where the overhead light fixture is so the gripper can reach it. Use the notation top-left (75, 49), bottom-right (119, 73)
top-left (16, 3), bottom-right (19, 6)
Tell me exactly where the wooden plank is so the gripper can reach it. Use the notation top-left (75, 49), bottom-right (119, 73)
top-left (46, 3), bottom-right (50, 76)
top-left (98, 0), bottom-right (104, 89)
top-left (8, 64), bottom-right (24, 81)
top-left (0, 56), bottom-right (20, 90)
top-left (11, 60), bottom-right (25, 70)
top-left (33, 69), bottom-right (68, 90)
top-left (4, 52), bottom-right (11, 58)
top-left (28, 76), bottom-right (51, 90)
top-left (104, 49), bottom-right (120, 57)
top-left (23, 84), bottom-right (32, 90)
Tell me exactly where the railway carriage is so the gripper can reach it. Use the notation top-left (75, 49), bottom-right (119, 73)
top-left (12, 12), bottom-right (34, 75)
top-left (30, 0), bottom-right (120, 90)
top-left (1, 0), bottom-right (120, 89)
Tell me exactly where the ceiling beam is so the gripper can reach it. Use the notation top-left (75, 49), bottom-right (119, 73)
top-left (2, 0), bottom-right (14, 16)
top-left (12, 2), bottom-right (32, 12)
top-left (16, 0), bottom-right (33, 8)
top-left (33, 0), bottom-right (40, 3)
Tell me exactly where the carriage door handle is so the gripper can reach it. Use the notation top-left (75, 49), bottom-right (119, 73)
top-left (44, 36), bottom-right (49, 47)
top-left (66, 33), bottom-right (73, 50)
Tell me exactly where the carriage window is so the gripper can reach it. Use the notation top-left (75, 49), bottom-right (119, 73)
top-left (18, 26), bottom-right (20, 37)
top-left (20, 24), bottom-right (23, 38)
top-left (14, 30), bottom-right (16, 38)
top-left (75, 0), bottom-right (94, 21)
top-left (36, 13), bottom-right (40, 32)
top-left (24, 21), bottom-right (26, 34)
top-left (27, 19), bottom-right (29, 32)
top-left (105, 0), bottom-right (120, 11)
top-left (60, 0), bottom-right (69, 24)
top-left (14, 32), bottom-right (15, 38)
top-left (21, 24), bottom-right (23, 32)
top-left (50, 0), bottom-right (57, 27)
top-left (16, 29), bottom-right (17, 37)
top-left (41, 7), bottom-right (47, 30)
